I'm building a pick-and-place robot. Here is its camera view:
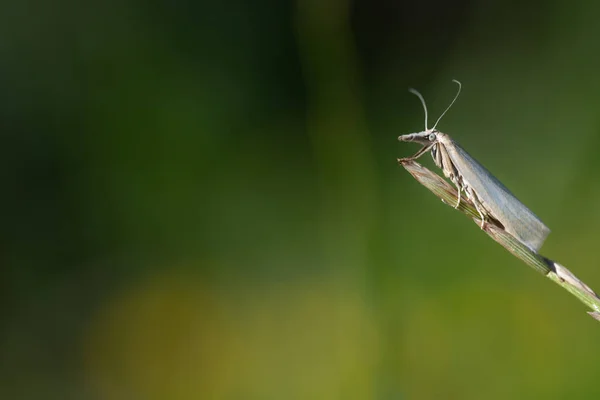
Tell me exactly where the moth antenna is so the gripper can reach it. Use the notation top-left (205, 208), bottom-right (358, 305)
top-left (409, 87), bottom-right (428, 131)
top-left (432, 79), bottom-right (462, 130)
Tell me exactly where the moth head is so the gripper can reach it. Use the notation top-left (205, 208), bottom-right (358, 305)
top-left (398, 130), bottom-right (438, 145)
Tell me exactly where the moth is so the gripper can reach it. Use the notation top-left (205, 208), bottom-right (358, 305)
top-left (398, 80), bottom-right (550, 252)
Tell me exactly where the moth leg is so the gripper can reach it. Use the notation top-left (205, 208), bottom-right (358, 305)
top-left (404, 144), bottom-right (434, 161)
top-left (436, 144), bottom-right (462, 209)
top-left (452, 177), bottom-right (462, 209)
top-left (432, 144), bottom-right (442, 168)
top-left (466, 186), bottom-right (487, 229)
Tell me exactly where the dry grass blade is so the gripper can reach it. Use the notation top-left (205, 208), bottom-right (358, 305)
top-left (399, 158), bottom-right (600, 320)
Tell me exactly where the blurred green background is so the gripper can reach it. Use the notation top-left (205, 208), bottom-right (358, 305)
top-left (3, 0), bottom-right (600, 399)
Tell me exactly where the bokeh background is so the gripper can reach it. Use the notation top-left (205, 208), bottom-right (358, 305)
top-left (3, 0), bottom-right (600, 399)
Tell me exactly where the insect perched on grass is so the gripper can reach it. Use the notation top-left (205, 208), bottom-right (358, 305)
top-left (398, 80), bottom-right (550, 252)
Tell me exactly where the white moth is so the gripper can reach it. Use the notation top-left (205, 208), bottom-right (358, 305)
top-left (398, 80), bottom-right (550, 252)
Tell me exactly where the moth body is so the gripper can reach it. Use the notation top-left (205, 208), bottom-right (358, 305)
top-left (399, 128), bottom-right (550, 252)
top-left (398, 81), bottom-right (550, 252)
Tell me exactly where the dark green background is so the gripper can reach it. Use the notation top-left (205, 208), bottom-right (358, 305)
top-left (3, 0), bottom-right (600, 398)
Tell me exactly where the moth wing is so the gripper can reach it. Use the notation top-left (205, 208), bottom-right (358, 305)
top-left (446, 141), bottom-right (550, 252)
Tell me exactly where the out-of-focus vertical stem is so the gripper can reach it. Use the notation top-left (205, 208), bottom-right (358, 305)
top-left (295, 1), bottom-right (378, 272)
